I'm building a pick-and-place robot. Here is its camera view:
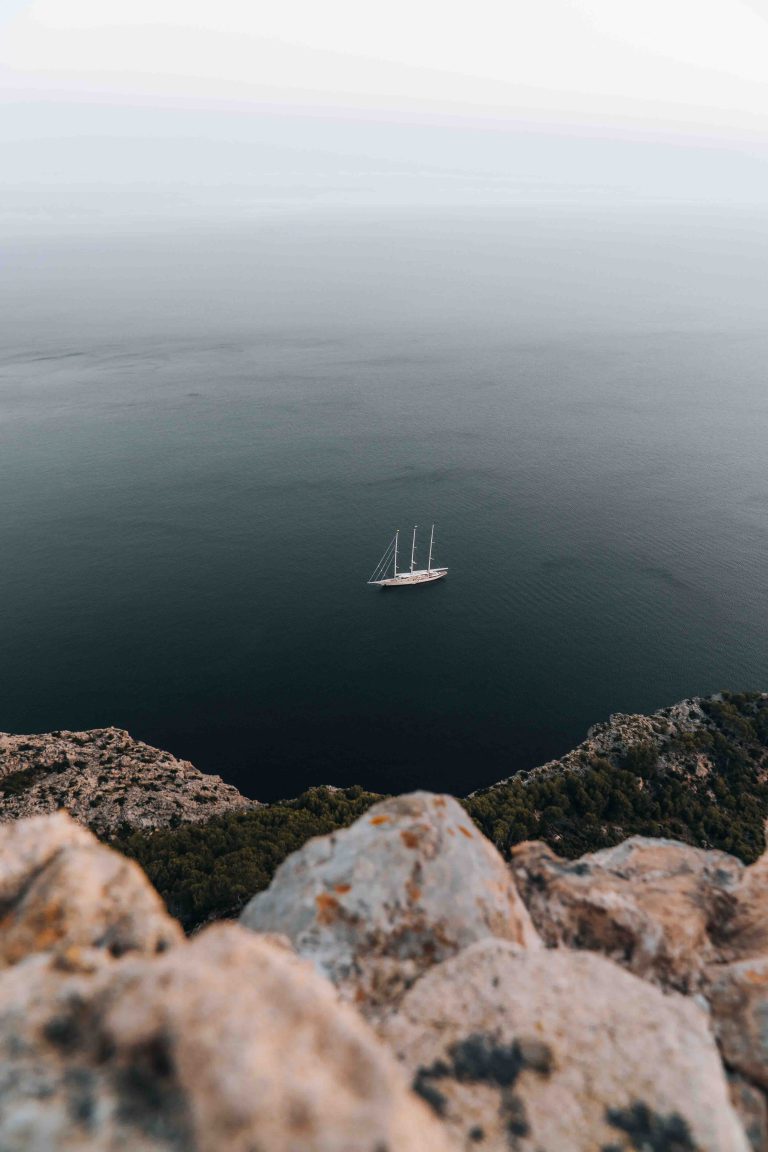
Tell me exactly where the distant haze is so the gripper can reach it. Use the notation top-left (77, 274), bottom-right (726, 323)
top-left (2, 0), bottom-right (768, 233)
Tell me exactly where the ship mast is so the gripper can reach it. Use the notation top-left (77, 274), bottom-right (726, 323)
top-left (427, 524), bottom-right (434, 574)
top-left (410, 525), bottom-right (417, 573)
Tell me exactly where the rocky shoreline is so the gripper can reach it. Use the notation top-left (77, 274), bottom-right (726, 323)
top-left (4, 692), bottom-right (767, 839)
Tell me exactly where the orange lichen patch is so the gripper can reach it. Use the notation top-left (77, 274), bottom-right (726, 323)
top-left (405, 880), bottom-right (422, 903)
top-left (315, 892), bottom-right (341, 925)
top-left (0, 899), bottom-right (68, 965)
top-left (400, 829), bottom-right (422, 850)
top-left (369, 814), bottom-right (391, 826)
top-left (742, 964), bottom-right (768, 987)
top-left (433, 796), bottom-right (447, 808)
top-left (333, 883), bottom-right (352, 894)
top-left (458, 825), bottom-right (474, 839)
top-left (53, 945), bottom-right (98, 974)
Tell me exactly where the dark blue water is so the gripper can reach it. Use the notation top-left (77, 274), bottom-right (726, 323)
top-left (1, 209), bottom-right (768, 800)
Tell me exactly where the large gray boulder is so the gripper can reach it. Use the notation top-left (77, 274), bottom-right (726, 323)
top-left (0, 812), bottom-right (181, 966)
top-left (510, 836), bottom-right (744, 993)
top-left (240, 791), bottom-right (540, 1011)
top-left (0, 924), bottom-right (451, 1152)
top-left (381, 938), bottom-right (749, 1152)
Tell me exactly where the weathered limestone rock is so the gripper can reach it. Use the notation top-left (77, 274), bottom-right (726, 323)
top-left (706, 957), bottom-right (768, 1148)
top-left (0, 727), bottom-right (254, 834)
top-left (0, 811), bottom-right (93, 906)
top-left (0, 924), bottom-right (451, 1152)
top-left (724, 853), bottom-right (768, 960)
top-left (0, 813), bottom-right (181, 966)
top-left (728, 1073), bottom-right (768, 1152)
top-left (240, 792), bottom-right (540, 1011)
top-left (708, 957), bottom-right (768, 1093)
top-left (382, 938), bottom-right (749, 1152)
top-left (510, 835), bottom-right (743, 992)
top-left (481, 696), bottom-right (722, 790)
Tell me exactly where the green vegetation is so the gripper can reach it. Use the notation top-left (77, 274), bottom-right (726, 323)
top-left (113, 786), bottom-right (383, 931)
top-left (112, 692), bottom-right (768, 932)
top-left (468, 692), bottom-right (768, 862)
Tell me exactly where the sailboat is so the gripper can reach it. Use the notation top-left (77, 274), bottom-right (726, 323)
top-left (368, 524), bottom-right (448, 587)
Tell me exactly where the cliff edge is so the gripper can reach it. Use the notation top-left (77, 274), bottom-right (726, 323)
top-left (0, 726), bottom-right (254, 834)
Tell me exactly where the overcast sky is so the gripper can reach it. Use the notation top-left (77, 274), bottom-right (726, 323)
top-left (3, 0), bottom-right (768, 232)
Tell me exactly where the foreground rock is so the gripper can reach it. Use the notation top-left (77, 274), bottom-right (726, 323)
top-left (709, 957), bottom-right (768, 1093)
top-left (0, 812), bottom-right (181, 966)
top-left (240, 792), bottom-right (540, 1012)
top-left (722, 851), bottom-right (768, 960)
top-left (0, 727), bottom-right (254, 833)
top-left (510, 835), bottom-right (768, 994)
top-left (4, 788), bottom-right (768, 1150)
top-left (706, 957), bottom-right (768, 1148)
top-left (0, 923), bottom-right (450, 1152)
top-left (510, 836), bottom-right (743, 993)
top-left (495, 834), bottom-right (768, 1147)
top-left (382, 938), bottom-right (749, 1152)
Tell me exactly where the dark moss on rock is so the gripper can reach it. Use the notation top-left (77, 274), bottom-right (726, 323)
top-left (500, 1090), bottom-right (529, 1143)
top-left (411, 1070), bottom-right (448, 1117)
top-left (449, 1034), bottom-right (523, 1088)
top-left (604, 1101), bottom-right (698, 1151)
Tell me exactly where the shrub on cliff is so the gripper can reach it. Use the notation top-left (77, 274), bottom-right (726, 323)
top-left (465, 754), bottom-right (767, 863)
top-left (467, 690), bottom-right (768, 862)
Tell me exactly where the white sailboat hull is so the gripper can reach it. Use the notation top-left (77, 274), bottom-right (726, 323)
top-left (368, 525), bottom-right (447, 587)
top-left (372, 567), bottom-right (448, 587)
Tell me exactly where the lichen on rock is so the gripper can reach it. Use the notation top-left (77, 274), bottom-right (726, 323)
top-left (0, 812), bottom-right (181, 966)
top-left (4, 779), bottom-right (768, 1149)
top-left (0, 924), bottom-right (451, 1152)
top-left (381, 939), bottom-right (749, 1152)
top-left (239, 791), bottom-right (540, 1012)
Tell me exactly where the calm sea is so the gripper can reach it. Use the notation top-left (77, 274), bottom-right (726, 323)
top-left (1, 209), bottom-right (768, 800)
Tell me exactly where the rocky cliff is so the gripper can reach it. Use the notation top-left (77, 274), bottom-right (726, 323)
top-left (485, 692), bottom-right (768, 790)
top-left (0, 727), bottom-right (254, 834)
top-left (3, 692), bottom-right (766, 850)
top-left (5, 796), bottom-right (768, 1149)
top-left (467, 690), bottom-right (768, 862)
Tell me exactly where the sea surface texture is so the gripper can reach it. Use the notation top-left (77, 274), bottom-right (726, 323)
top-left (1, 209), bottom-right (767, 800)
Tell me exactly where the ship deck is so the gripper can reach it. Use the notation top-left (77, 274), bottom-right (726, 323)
top-left (373, 568), bottom-right (448, 587)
